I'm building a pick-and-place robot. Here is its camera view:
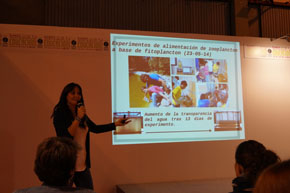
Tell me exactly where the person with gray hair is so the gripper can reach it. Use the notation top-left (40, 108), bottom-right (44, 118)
top-left (13, 137), bottom-right (96, 193)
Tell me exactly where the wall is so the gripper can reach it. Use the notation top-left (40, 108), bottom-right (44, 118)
top-left (0, 24), bottom-right (290, 193)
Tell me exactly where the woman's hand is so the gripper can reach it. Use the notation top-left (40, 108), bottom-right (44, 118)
top-left (77, 105), bottom-right (86, 119)
top-left (115, 117), bottom-right (131, 126)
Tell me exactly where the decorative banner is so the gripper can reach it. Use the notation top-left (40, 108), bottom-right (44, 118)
top-left (76, 37), bottom-right (104, 50)
top-left (43, 35), bottom-right (71, 49)
top-left (6, 34), bottom-right (38, 48)
top-left (245, 45), bottom-right (290, 59)
top-left (0, 33), bottom-right (106, 51)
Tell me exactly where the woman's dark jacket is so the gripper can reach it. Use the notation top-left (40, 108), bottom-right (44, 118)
top-left (53, 108), bottom-right (115, 168)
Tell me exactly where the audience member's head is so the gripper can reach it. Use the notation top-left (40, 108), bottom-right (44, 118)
top-left (254, 159), bottom-right (290, 193)
top-left (234, 140), bottom-right (280, 185)
top-left (34, 137), bottom-right (80, 186)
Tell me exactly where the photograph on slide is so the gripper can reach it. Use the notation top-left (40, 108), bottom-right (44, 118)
top-left (128, 56), bottom-right (171, 108)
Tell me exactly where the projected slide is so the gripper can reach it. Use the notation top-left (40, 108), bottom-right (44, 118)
top-left (111, 34), bottom-right (244, 145)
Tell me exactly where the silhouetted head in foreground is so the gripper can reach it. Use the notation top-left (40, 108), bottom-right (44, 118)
top-left (34, 137), bottom-right (80, 186)
top-left (234, 140), bottom-right (280, 186)
top-left (254, 159), bottom-right (290, 193)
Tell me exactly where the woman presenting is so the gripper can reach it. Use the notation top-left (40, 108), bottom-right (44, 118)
top-left (51, 82), bottom-right (129, 190)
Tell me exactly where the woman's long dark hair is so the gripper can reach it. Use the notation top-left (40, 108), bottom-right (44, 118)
top-left (51, 82), bottom-right (84, 118)
top-left (235, 140), bottom-right (280, 185)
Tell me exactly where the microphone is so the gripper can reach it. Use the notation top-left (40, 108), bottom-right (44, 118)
top-left (76, 102), bottom-right (83, 108)
top-left (121, 115), bottom-right (126, 124)
top-left (76, 102), bottom-right (87, 128)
